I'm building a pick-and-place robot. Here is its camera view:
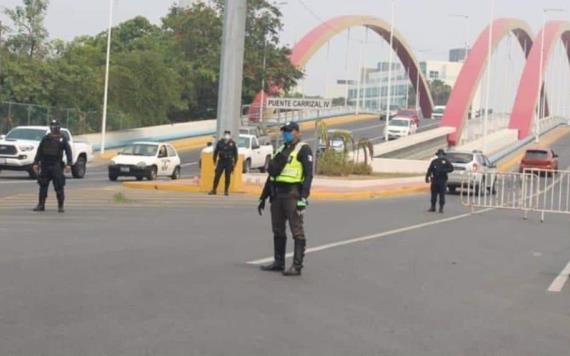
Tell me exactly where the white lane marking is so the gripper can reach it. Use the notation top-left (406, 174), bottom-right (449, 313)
top-left (0, 180), bottom-right (34, 185)
top-left (547, 260), bottom-right (570, 293)
top-left (247, 208), bottom-right (493, 265)
top-left (181, 162), bottom-right (198, 167)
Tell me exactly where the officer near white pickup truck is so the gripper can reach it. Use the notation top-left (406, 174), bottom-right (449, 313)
top-left (32, 120), bottom-right (73, 213)
top-left (257, 122), bottom-right (314, 276)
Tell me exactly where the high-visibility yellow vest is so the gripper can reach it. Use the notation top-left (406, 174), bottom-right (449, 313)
top-left (271, 142), bottom-right (307, 184)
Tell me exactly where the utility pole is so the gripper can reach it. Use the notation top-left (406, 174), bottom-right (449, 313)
top-left (216, 0), bottom-right (247, 139)
top-left (100, 0), bottom-right (114, 154)
top-left (384, 0), bottom-right (396, 141)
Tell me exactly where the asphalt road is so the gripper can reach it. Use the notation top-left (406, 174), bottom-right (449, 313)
top-left (0, 127), bottom-right (569, 355)
top-left (1, 182), bottom-right (569, 355)
top-left (0, 117), bottom-right (441, 198)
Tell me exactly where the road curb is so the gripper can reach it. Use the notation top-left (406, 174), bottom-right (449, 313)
top-left (122, 179), bottom-right (428, 200)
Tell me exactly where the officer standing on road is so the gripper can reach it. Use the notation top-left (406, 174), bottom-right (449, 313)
top-left (32, 120), bottom-right (73, 213)
top-left (257, 122), bottom-right (313, 276)
top-left (209, 130), bottom-right (238, 196)
top-left (425, 149), bottom-right (454, 213)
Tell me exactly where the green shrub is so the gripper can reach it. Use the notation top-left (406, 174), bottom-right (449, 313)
top-left (316, 150), bottom-right (373, 176)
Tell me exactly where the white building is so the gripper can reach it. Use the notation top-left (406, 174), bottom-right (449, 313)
top-left (346, 60), bottom-right (468, 113)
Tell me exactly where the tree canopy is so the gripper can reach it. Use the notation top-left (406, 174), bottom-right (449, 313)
top-left (0, 0), bottom-right (303, 132)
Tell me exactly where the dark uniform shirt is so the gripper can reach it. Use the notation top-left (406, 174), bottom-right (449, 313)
top-left (260, 141), bottom-right (314, 200)
top-left (213, 139), bottom-right (238, 164)
top-left (426, 156), bottom-right (454, 182)
top-left (34, 134), bottom-right (73, 165)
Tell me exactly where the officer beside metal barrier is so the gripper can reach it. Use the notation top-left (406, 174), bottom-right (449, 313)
top-left (32, 120), bottom-right (72, 213)
top-left (258, 122), bottom-right (314, 276)
top-left (209, 130), bottom-right (238, 196)
top-left (425, 149), bottom-right (454, 213)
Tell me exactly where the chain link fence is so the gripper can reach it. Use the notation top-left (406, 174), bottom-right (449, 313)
top-left (0, 102), bottom-right (134, 135)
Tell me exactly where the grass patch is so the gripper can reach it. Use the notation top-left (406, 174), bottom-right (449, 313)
top-left (113, 192), bottom-right (135, 204)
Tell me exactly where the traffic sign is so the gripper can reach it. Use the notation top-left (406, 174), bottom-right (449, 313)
top-left (266, 98), bottom-right (332, 110)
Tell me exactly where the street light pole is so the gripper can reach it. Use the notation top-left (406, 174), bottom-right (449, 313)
top-left (449, 14), bottom-right (470, 62)
top-left (259, 36), bottom-right (267, 124)
top-left (100, 0), bottom-right (114, 154)
top-left (537, 8), bottom-right (566, 142)
top-left (483, 0), bottom-right (495, 154)
top-left (384, 0), bottom-right (396, 141)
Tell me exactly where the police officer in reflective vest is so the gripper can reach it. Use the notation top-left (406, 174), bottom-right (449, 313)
top-left (209, 130), bottom-right (238, 196)
top-left (425, 149), bottom-right (454, 213)
top-left (257, 122), bottom-right (313, 276)
top-left (32, 120), bottom-right (73, 213)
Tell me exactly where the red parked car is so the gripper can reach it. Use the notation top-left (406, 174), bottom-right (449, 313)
top-left (519, 148), bottom-right (559, 173)
top-left (394, 109), bottom-right (420, 126)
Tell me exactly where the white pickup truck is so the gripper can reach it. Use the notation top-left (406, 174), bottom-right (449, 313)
top-left (0, 126), bottom-right (94, 178)
top-left (201, 134), bottom-right (274, 173)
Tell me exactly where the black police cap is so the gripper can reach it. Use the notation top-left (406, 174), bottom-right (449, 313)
top-left (280, 121), bottom-right (300, 132)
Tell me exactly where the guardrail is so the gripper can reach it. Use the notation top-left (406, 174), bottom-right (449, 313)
top-left (373, 127), bottom-right (456, 160)
top-left (488, 116), bottom-right (567, 164)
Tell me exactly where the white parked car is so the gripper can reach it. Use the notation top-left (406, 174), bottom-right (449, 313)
top-left (432, 105), bottom-right (446, 119)
top-left (446, 150), bottom-right (497, 194)
top-left (108, 142), bottom-right (181, 181)
top-left (0, 126), bottom-right (93, 178)
top-left (384, 117), bottom-right (418, 140)
top-left (201, 134), bottom-right (274, 173)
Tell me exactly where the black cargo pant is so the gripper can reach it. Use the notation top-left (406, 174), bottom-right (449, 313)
top-left (430, 179), bottom-right (447, 209)
top-left (270, 185), bottom-right (306, 265)
top-left (38, 163), bottom-right (66, 205)
top-left (212, 160), bottom-right (234, 193)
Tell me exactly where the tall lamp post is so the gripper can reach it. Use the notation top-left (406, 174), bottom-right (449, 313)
top-left (449, 14), bottom-right (470, 62)
top-left (537, 8), bottom-right (566, 143)
top-left (482, 0), bottom-right (495, 154)
top-left (100, 0), bottom-right (114, 154)
top-left (384, 0), bottom-right (396, 141)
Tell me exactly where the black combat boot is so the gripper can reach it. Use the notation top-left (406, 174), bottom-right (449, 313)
top-left (261, 237), bottom-right (286, 272)
top-left (439, 206), bottom-right (444, 214)
top-left (56, 191), bottom-right (65, 213)
top-left (283, 239), bottom-right (306, 277)
top-left (208, 190), bottom-right (217, 195)
top-left (33, 194), bottom-right (46, 212)
top-left (428, 206), bottom-right (436, 212)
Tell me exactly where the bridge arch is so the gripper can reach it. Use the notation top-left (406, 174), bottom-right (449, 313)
top-left (249, 15), bottom-right (434, 120)
top-left (440, 18), bottom-right (534, 145)
top-left (509, 21), bottom-right (570, 139)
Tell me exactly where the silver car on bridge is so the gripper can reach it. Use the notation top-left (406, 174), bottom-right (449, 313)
top-left (446, 150), bottom-right (498, 194)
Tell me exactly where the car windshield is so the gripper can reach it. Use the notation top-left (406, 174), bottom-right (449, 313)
top-left (390, 119), bottom-right (410, 127)
top-left (434, 107), bottom-right (445, 113)
top-left (524, 150), bottom-right (548, 160)
top-left (238, 137), bottom-right (250, 148)
top-left (120, 144), bottom-right (158, 156)
top-left (447, 152), bottom-right (474, 164)
top-left (5, 128), bottom-right (47, 141)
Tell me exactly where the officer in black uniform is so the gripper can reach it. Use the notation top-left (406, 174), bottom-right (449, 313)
top-left (425, 149), bottom-right (454, 213)
top-left (209, 130), bottom-right (238, 196)
top-left (32, 120), bottom-right (73, 213)
top-left (257, 122), bottom-right (313, 276)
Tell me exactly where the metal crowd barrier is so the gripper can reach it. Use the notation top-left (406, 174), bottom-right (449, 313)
top-left (460, 169), bottom-right (570, 222)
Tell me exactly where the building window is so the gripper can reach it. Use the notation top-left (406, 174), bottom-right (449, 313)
top-left (429, 71), bottom-right (439, 80)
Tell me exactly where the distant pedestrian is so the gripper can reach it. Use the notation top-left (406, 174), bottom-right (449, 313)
top-left (258, 122), bottom-right (313, 276)
top-left (209, 131), bottom-right (238, 196)
top-left (425, 149), bottom-right (454, 213)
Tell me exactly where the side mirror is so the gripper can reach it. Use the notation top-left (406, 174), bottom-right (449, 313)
top-left (0, 135), bottom-right (5, 140)
top-left (206, 142), bottom-right (212, 147)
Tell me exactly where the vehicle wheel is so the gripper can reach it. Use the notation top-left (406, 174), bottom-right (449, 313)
top-left (71, 155), bottom-right (87, 179)
top-left (28, 168), bottom-right (38, 179)
top-left (147, 166), bottom-right (157, 181)
top-left (259, 156), bottom-right (270, 173)
top-left (108, 173), bottom-right (118, 182)
top-left (171, 166), bottom-right (181, 180)
top-left (449, 186), bottom-right (457, 194)
top-left (243, 159), bottom-right (251, 174)
top-left (136, 176), bottom-right (143, 181)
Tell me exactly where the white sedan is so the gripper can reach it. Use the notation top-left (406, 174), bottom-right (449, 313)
top-left (108, 142), bottom-right (181, 181)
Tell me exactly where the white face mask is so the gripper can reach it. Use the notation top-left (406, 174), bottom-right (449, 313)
top-left (224, 134), bottom-right (231, 140)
